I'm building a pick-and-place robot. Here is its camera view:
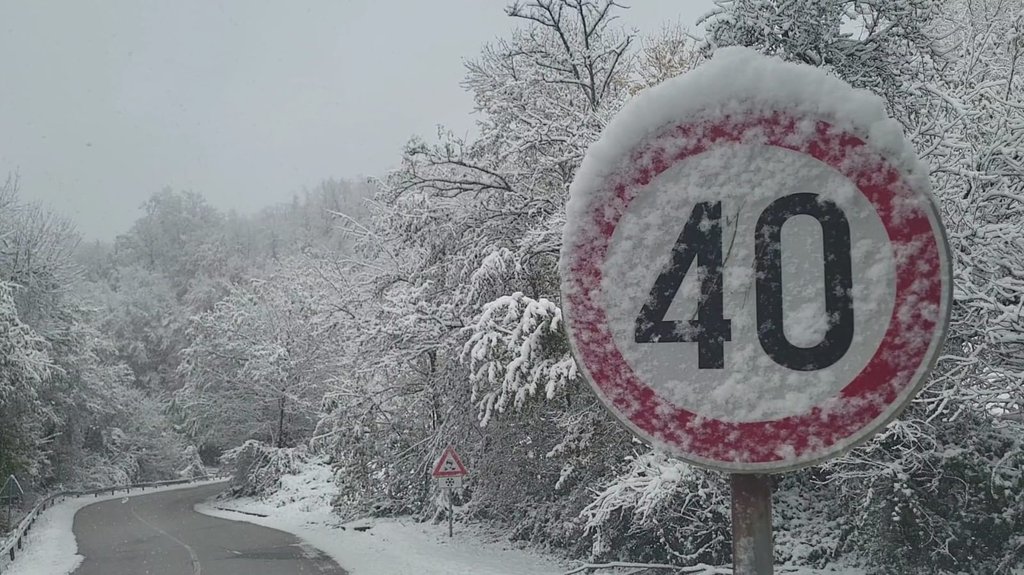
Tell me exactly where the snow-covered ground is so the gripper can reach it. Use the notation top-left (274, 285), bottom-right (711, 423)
top-left (0, 461), bottom-right (885, 575)
top-left (2, 479), bottom-right (226, 575)
top-left (196, 462), bottom-right (569, 575)
top-left (195, 462), bottom-right (876, 575)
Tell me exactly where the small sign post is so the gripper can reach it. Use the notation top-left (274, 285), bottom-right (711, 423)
top-left (431, 446), bottom-right (468, 538)
top-left (560, 48), bottom-right (952, 574)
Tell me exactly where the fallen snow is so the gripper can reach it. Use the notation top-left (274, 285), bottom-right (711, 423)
top-left (196, 462), bottom-right (567, 575)
top-left (2, 479), bottom-right (226, 575)
top-left (197, 461), bottom-right (885, 575)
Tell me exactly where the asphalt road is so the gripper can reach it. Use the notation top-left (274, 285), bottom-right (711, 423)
top-left (72, 482), bottom-right (345, 575)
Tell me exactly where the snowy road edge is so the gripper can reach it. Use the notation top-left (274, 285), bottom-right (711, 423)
top-left (4, 478), bottom-right (229, 575)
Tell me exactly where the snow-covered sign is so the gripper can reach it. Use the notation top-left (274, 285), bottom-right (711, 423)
top-left (0, 474), bottom-right (24, 500)
top-left (559, 47), bottom-right (952, 473)
top-left (431, 446), bottom-right (468, 479)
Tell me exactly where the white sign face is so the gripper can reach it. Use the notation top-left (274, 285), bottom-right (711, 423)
top-left (559, 48), bottom-right (952, 472)
top-left (603, 144), bottom-right (896, 423)
top-left (439, 476), bottom-right (463, 490)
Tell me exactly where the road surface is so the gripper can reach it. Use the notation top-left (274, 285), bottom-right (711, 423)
top-left (72, 482), bottom-right (345, 575)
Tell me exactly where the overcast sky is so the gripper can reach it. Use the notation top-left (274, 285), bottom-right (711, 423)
top-left (0, 1), bottom-right (716, 240)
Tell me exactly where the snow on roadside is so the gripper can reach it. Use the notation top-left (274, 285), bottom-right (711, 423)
top-left (195, 462), bottom-right (873, 575)
top-left (196, 461), bottom-right (567, 575)
top-left (3, 479), bottom-right (227, 575)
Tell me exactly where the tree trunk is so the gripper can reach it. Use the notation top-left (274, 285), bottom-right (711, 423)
top-left (276, 396), bottom-right (286, 448)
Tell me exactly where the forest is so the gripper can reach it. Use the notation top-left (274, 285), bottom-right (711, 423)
top-left (0, 1), bottom-right (1021, 573)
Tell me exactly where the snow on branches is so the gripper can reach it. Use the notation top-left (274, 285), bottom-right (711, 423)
top-left (581, 451), bottom-right (730, 564)
top-left (176, 262), bottom-right (339, 448)
top-left (463, 292), bottom-right (577, 425)
top-left (0, 280), bottom-right (52, 393)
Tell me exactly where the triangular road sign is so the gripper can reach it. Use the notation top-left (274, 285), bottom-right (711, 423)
top-left (431, 445), bottom-right (468, 478)
top-left (0, 475), bottom-right (24, 501)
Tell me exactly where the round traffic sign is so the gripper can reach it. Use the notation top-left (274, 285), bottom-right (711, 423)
top-left (559, 48), bottom-right (952, 472)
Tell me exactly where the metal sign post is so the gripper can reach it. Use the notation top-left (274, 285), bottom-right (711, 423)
top-left (439, 475), bottom-right (463, 537)
top-left (731, 475), bottom-right (774, 574)
top-left (559, 47), bottom-right (952, 572)
top-left (431, 446), bottom-right (468, 538)
top-left (448, 488), bottom-right (454, 538)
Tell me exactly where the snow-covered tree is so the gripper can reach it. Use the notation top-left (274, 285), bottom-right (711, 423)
top-left (176, 260), bottom-right (343, 448)
top-left (89, 264), bottom-right (186, 390)
top-left (318, 0), bottom-right (666, 543)
top-left (0, 279), bottom-right (52, 479)
top-left (0, 177), bottom-right (188, 489)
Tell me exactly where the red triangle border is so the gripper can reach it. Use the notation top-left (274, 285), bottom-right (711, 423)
top-left (431, 445), bottom-right (468, 477)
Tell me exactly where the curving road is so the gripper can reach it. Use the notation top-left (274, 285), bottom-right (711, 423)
top-left (72, 482), bottom-right (345, 575)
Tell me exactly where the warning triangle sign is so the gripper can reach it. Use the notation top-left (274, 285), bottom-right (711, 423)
top-left (431, 445), bottom-right (468, 478)
top-left (0, 475), bottom-right (23, 501)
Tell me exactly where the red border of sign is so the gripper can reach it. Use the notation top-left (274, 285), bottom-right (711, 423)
top-left (431, 445), bottom-right (468, 478)
top-left (564, 113), bottom-right (949, 471)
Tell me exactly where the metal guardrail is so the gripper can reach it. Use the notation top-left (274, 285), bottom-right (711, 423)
top-left (0, 476), bottom-right (216, 571)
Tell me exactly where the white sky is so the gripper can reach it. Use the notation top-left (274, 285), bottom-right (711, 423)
top-left (0, 1), bottom-right (716, 240)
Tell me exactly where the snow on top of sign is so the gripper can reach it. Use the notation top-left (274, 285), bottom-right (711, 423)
top-left (564, 47), bottom-right (927, 240)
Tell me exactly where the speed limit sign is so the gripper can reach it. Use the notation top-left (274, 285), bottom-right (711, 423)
top-left (560, 48), bottom-right (952, 473)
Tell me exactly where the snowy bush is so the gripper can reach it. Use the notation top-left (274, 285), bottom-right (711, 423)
top-left (224, 440), bottom-right (311, 498)
top-left (178, 445), bottom-right (208, 480)
top-left (73, 452), bottom-right (135, 489)
top-left (580, 452), bottom-right (731, 565)
top-left (314, 382), bottom-right (446, 518)
top-left (819, 406), bottom-right (1024, 574)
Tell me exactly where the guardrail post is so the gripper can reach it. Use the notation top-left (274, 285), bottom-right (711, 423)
top-left (17, 536), bottom-right (21, 550)
top-left (9, 546), bottom-right (14, 560)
